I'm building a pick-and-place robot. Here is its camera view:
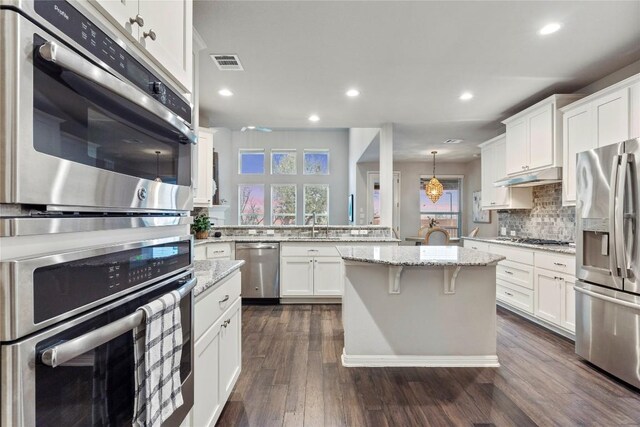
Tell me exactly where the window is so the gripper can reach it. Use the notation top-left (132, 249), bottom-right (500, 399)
top-left (419, 176), bottom-right (462, 238)
top-left (271, 150), bottom-right (297, 175)
top-left (238, 184), bottom-right (264, 225)
top-left (271, 184), bottom-right (297, 225)
top-left (238, 149), bottom-right (265, 174)
top-left (304, 184), bottom-right (329, 224)
top-left (303, 150), bottom-right (329, 175)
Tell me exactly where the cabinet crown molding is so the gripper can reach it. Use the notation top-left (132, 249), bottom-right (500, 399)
top-left (559, 72), bottom-right (640, 112)
top-left (502, 94), bottom-right (584, 124)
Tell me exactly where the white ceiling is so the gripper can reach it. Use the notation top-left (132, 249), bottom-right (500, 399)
top-left (194, 0), bottom-right (640, 162)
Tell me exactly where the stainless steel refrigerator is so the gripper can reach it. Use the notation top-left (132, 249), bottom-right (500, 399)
top-left (575, 137), bottom-right (639, 389)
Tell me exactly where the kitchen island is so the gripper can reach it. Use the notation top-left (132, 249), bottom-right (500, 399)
top-left (337, 245), bottom-right (505, 368)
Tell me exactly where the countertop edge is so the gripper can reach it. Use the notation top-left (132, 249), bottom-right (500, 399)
top-left (194, 260), bottom-right (245, 299)
top-left (462, 237), bottom-right (576, 254)
top-left (340, 256), bottom-right (506, 267)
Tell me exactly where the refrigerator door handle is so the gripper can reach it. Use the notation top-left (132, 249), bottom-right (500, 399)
top-left (615, 154), bottom-right (630, 278)
top-left (609, 155), bottom-right (621, 277)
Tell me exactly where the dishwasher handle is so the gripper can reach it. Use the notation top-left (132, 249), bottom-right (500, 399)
top-left (236, 243), bottom-right (279, 250)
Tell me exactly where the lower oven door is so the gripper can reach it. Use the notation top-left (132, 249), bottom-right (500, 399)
top-left (0, 273), bottom-right (195, 427)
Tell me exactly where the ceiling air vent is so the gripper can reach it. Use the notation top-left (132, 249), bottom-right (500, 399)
top-left (210, 54), bottom-right (244, 71)
top-left (443, 139), bottom-right (463, 144)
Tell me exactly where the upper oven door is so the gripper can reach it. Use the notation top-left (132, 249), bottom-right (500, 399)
top-left (1, 8), bottom-right (195, 213)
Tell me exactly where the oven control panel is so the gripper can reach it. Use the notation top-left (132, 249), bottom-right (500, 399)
top-left (33, 241), bottom-right (192, 323)
top-left (33, 0), bottom-right (191, 124)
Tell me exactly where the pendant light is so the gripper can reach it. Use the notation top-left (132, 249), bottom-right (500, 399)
top-left (154, 151), bottom-right (162, 182)
top-left (425, 151), bottom-right (443, 203)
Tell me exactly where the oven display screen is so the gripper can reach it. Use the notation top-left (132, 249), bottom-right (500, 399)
top-left (33, 241), bottom-right (191, 323)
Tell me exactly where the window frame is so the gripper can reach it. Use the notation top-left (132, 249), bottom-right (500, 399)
top-left (303, 149), bottom-right (330, 175)
top-left (238, 149), bottom-right (265, 175)
top-left (303, 184), bottom-right (330, 224)
top-left (238, 183), bottom-right (265, 225)
top-left (270, 184), bottom-right (297, 225)
top-left (419, 175), bottom-right (463, 238)
top-left (270, 149), bottom-right (297, 175)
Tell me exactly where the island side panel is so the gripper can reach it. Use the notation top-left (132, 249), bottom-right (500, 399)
top-left (342, 262), bottom-right (498, 366)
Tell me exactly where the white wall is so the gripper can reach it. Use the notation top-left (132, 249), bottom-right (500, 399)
top-left (463, 158), bottom-right (499, 238)
top-left (348, 128), bottom-right (379, 223)
top-left (212, 129), bottom-right (350, 225)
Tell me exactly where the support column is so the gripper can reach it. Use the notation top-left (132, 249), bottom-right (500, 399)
top-left (379, 123), bottom-right (394, 228)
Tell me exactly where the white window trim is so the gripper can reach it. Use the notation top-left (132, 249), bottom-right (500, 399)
top-left (303, 149), bottom-right (330, 175)
top-left (270, 184), bottom-right (297, 225)
top-left (238, 149), bottom-right (265, 175)
top-left (270, 149), bottom-right (298, 175)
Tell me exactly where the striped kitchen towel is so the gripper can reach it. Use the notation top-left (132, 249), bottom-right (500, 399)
top-left (133, 290), bottom-right (184, 427)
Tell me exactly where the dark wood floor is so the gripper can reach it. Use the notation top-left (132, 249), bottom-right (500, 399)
top-left (216, 305), bottom-right (640, 427)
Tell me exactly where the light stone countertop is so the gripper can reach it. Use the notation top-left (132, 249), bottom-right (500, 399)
top-left (193, 236), bottom-right (401, 246)
top-left (193, 259), bottom-right (244, 298)
top-left (462, 237), bottom-right (576, 255)
top-left (337, 246), bottom-right (505, 267)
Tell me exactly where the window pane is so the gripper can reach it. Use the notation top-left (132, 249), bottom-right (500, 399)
top-left (271, 150), bottom-right (297, 175)
top-left (304, 184), bottom-right (329, 224)
top-left (239, 150), bottom-right (265, 174)
top-left (238, 184), bottom-right (264, 225)
top-left (271, 185), bottom-right (297, 225)
top-left (303, 150), bottom-right (329, 175)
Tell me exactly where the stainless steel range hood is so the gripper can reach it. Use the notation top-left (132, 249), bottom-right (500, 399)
top-left (494, 167), bottom-right (562, 188)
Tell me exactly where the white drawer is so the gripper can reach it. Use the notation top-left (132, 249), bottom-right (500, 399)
top-left (535, 251), bottom-right (575, 275)
top-left (496, 260), bottom-right (534, 290)
top-left (463, 240), bottom-right (490, 252)
top-left (281, 243), bottom-right (340, 257)
top-left (195, 271), bottom-right (241, 340)
top-left (496, 279), bottom-right (534, 314)
top-left (489, 244), bottom-right (534, 265)
top-left (206, 243), bottom-right (232, 259)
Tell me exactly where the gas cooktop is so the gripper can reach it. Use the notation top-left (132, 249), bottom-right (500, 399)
top-left (495, 237), bottom-right (571, 246)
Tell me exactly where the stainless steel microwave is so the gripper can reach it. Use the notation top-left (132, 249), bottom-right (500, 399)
top-left (0, 1), bottom-right (196, 213)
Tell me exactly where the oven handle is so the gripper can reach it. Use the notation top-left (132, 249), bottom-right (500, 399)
top-left (40, 276), bottom-right (197, 368)
top-left (38, 41), bottom-right (197, 145)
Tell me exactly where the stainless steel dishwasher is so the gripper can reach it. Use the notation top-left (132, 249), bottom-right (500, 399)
top-left (235, 242), bottom-right (280, 302)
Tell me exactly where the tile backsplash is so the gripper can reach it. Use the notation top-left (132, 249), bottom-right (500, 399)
top-left (498, 183), bottom-right (576, 242)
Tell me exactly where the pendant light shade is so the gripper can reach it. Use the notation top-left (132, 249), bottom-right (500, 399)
top-left (425, 151), bottom-right (443, 203)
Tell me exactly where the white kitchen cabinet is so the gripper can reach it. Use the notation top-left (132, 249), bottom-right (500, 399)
top-left (479, 134), bottom-right (532, 209)
top-left (534, 269), bottom-right (563, 325)
top-left (192, 272), bottom-right (242, 427)
top-left (89, 0), bottom-right (193, 92)
top-left (280, 256), bottom-right (314, 296)
top-left (313, 257), bottom-right (344, 296)
top-left (193, 128), bottom-right (214, 207)
top-left (194, 242), bottom-right (233, 261)
top-left (561, 74), bottom-right (640, 206)
top-left (562, 275), bottom-right (576, 333)
top-left (504, 94), bottom-right (582, 176)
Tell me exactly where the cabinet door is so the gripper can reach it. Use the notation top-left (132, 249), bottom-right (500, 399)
top-left (194, 245), bottom-right (207, 261)
top-left (528, 103), bottom-right (554, 170)
top-left (506, 119), bottom-right (528, 175)
top-left (480, 144), bottom-right (495, 208)
top-left (561, 275), bottom-right (576, 333)
top-left (193, 130), bottom-right (213, 206)
top-left (313, 257), bottom-right (344, 296)
top-left (280, 257), bottom-right (314, 296)
top-left (594, 88), bottom-right (630, 148)
top-left (219, 298), bottom-right (242, 401)
top-left (562, 105), bottom-right (593, 205)
top-left (90, 0), bottom-right (139, 38)
top-left (137, 0), bottom-right (193, 91)
top-left (534, 269), bottom-right (562, 326)
top-left (493, 138), bottom-right (510, 207)
top-left (193, 320), bottom-right (222, 427)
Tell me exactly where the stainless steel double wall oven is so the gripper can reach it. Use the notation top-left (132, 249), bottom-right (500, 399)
top-left (1, 0), bottom-right (198, 425)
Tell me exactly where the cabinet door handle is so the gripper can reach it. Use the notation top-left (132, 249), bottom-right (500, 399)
top-left (129, 14), bottom-right (144, 27)
top-left (219, 294), bottom-right (229, 303)
top-left (553, 262), bottom-right (566, 267)
top-left (143, 29), bottom-right (157, 41)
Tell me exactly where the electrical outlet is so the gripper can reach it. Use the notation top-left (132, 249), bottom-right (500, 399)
top-left (351, 230), bottom-right (359, 235)
top-left (510, 230), bottom-right (516, 236)
top-left (248, 229), bottom-right (257, 235)
top-left (266, 229), bottom-right (275, 235)
top-left (359, 230), bottom-right (369, 235)
top-left (500, 227), bottom-right (507, 236)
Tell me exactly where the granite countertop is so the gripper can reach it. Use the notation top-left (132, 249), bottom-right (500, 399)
top-left (337, 246), bottom-right (506, 267)
top-left (463, 237), bottom-right (576, 255)
top-left (193, 259), bottom-right (244, 298)
top-left (194, 236), bottom-right (401, 246)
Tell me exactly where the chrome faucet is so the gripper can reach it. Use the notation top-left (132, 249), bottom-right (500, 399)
top-left (312, 213), bottom-right (316, 235)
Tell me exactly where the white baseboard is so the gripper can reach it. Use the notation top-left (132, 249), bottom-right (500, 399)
top-left (280, 297), bottom-right (341, 304)
top-left (341, 350), bottom-right (500, 368)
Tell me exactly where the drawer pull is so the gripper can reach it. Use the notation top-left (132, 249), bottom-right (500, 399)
top-left (504, 291), bottom-right (514, 296)
top-left (219, 294), bottom-right (230, 303)
top-left (504, 270), bottom-right (514, 275)
top-left (553, 262), bottom-right (566, 267)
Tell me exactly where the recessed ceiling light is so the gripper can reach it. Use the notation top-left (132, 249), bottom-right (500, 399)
top-left (247, 126), bottom-right (256, 130)
top-left (346, 89), bottom-right (360, 97)
top-left (539, 22), bottom-right (561, 35)
top-left (308, 114), bottom-right (320, 122)
top-left (218, 88), bottom-right (233, 97)
top-left (459, 92), bottom-right (473, 101)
